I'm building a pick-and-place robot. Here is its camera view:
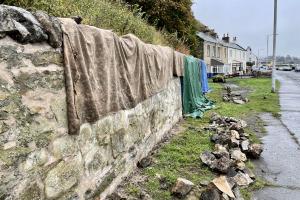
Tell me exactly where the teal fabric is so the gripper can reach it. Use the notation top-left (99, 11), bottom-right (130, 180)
top-left (183, 56), bottom-right (214, 118)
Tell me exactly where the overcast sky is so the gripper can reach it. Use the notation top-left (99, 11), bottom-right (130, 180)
top-left (192, 0), bottom-right (300, 57)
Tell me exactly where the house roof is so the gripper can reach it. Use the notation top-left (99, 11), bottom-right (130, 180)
top-left (197, 32), bottom-right (218, 43)
top-left (197, 32), bottom-right (246, 51)
top-left (222, 41), bottom-right (246, 51)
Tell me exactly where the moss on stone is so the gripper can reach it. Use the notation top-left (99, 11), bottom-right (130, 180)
top-left (91, 171), bottom-right (116, 198)
top-left (45, 160), bottom-right (80, 199)
top-left (19, 182), bottom-right (41, 200)
top-left (28, 51), bottom-right (63, 66)
top-left (0, 121), bottom-right (9, 134)
top-left (0, 147), bottom-right (31, 166)
top-left (0, 46), bottom-right (26, 69)
top-left (14, 71), bottom-right (64, 94)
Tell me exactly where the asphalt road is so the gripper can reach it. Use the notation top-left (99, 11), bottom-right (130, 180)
top-left (254, 71), bottom-right (300, 200)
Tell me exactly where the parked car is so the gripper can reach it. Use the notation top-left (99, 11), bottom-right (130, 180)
top-left (276, 64), bottom-right (293, 71)
top-left (295, 65), bottom-right (300, 72)
top-left (253, 65), bottom-right (271, 72)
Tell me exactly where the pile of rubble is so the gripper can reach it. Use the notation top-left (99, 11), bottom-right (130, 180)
top-left (199, 113), bottom-right (263, 199)
top-left (223, 86), bottom-right (249, 105)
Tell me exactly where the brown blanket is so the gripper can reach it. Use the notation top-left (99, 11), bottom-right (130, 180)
top-left (60, 18), bottom-right (184, 135)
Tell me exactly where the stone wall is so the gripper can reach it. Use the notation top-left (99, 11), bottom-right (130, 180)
top-left (0, 37), bottom-right (182, 199)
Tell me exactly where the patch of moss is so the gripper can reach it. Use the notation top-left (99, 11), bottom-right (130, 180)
top-left (19, 182), bottom-right (41, 200)
top-left (14, 71), bottom-right (64, 94)
top-left (0, 147), bottom-right (31, 166)
top-left (28, 51), bottom-right (63, 66)
top-left (126, 184), bottom-right (141, 197)
top-left (91, 172), bottom-right (116, 198)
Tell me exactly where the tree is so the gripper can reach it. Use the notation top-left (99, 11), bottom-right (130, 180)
top-left (124, 0), bottom-right (204, 57)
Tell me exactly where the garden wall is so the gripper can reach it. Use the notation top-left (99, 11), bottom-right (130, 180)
top-left (0, 36), bottom-right (182, 199)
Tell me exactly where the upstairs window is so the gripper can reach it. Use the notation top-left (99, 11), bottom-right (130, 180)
top-left (207, 45), bottom-right (211, 57)
top-left (213, 46), bottom-right (216, 57)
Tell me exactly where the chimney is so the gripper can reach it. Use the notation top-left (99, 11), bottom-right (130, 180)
top-left (222, 33), bottom-right (230, 43)
top-left (233, 36), bottom-right (237, 43)
top-left (209, 30), bottom-right (218, 39)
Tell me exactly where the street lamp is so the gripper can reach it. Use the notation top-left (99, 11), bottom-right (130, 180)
top-left (271, 0), bottom-right (278, 93)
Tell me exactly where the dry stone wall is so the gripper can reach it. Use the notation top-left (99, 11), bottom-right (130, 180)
top-left (0, 36), bottom-right (182, 199)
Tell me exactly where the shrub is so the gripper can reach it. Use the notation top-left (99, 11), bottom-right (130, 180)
top-left (2, 0), bottom-right (188, 52)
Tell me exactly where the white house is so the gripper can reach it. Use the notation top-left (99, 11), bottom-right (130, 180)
top-left (221, 35), bottom-right (247, 75)
top-left (197, 32), bottom-right (247, 76)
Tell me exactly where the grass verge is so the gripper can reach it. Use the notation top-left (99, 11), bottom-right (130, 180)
top-left (122, 77), bottom-right (280, 200)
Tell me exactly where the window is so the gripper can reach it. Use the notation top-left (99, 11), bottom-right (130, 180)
top-left (224, 48), bottom-right (227, 58)
top-left (213, 46), bottom-right (216, 57)
top-left (213, 66), bottom-right (218, 73)
top-left (230, 49), bottom-right (232, 58)
top-left (207, 45), bottom-right (211, 57)
top-left (217, 47), bottom-right (221, 58)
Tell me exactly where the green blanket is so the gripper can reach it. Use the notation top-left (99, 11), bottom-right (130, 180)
top-left (183, 56), bottom-right (214, 118)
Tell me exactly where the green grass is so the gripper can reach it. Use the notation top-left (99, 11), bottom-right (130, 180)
top-left (141, 129), bottom-right (215, 199)
top-left (123, 77), bottom-right (280, 199)
top-left (241, 177), bottom-right (273, 200)
top-left (207, 78), bottom-right (280, 118)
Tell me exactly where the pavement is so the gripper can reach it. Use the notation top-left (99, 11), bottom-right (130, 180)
top-left (253, 71), bottom-right (300, 200)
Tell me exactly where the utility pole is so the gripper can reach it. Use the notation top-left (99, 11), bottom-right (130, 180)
top-left (257, 49), bottom-right (264, 66)
top-left (267, 34), bottom-right (273, 65)
top-left (272, 0), bottom-right (278, 93)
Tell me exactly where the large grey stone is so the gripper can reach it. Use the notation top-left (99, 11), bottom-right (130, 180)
top-left (232, 172), bottom-right (253, 187)
top-left (0, 5), bottom-right (48, 43)
top-left (230, 149), bottom-right (247, 162)
top-left (200, 187), bottom-right (221, 200)
top-left (200, 151), bottom-right (216, 166)
top-left (241, 140), bottom-right (250, 152)
top-left (210, 156), bottom-right (232, 174)
top-left (247, 143), bottom-right (263, 159)
top-left (33, 10), bottom-right (62, 48)
top-left (45, 157), bottom-right (82, 198)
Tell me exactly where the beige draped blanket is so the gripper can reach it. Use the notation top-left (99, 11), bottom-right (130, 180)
top-left (60, 18), bottom-right (184, 135)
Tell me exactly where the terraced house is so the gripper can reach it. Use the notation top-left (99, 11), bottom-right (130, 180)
top-left (197, 32), bottom-right (247, 77)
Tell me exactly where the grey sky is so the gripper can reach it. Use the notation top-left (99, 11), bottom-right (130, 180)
top-left (192, 0), bottom-right (300, 57)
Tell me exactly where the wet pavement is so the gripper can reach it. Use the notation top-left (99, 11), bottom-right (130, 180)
top-left (254, 71), bottom-right (300, 200)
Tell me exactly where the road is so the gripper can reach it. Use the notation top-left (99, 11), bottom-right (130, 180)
top-left (254, 71), bottom-right (300, 200)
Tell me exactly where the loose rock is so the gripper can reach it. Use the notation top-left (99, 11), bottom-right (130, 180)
top-left (233, 99), bottom-right (245, 105)
top-left (200, 151), bottom-right (216, 166)
top-left (247, 143), bottom-right (263, 159)
top-left (236, 161), bottom-right (246, 170)
top-left (230, 149), bottom-right (247, 162)
top-left (210, 156), bottom-right (232, 173)
top-left (200, 186), bottom-right (221, 200)
top-left (171, 178), bottom-right (194, 197)
top-left (232, 172), bottom-right (253, 186)
top-left (137, 157), bottom-right (152, 168)
top-left (233, 187), bottom-right (245, 200)
top-left (212, 176), bottom-right (235, 198)
top-left (241, 140), bottom-right (250, 152)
